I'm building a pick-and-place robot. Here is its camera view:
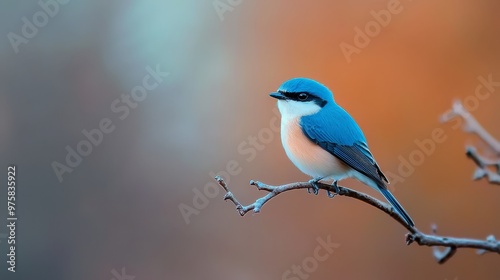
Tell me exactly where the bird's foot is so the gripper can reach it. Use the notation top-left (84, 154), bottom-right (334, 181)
top-left (307, 177), bottom-right (322, 195)
top-left (327, 181), bottom-right (340, 198)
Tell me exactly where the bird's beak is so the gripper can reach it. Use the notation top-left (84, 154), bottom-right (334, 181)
top-left (269, 92), bottom-right (286, 100)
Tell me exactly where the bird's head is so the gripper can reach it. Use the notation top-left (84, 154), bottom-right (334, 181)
top-left (270, 78), bottom-right (334, 118)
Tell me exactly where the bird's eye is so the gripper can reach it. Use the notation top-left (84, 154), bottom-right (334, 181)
top-left (298, 93), bottom-right (308, 101)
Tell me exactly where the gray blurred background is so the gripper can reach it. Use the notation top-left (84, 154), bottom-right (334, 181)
top-left (0, 1), bottom-right (500, 279)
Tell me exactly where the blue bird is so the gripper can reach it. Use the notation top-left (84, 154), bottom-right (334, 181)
top-left (270, 77), bottom-right (415, 227)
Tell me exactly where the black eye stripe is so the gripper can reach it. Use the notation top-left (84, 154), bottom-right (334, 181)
top-left (278, 91), bottom-right (310, 100)
top-left (277, 90), bottom-right (327, 107)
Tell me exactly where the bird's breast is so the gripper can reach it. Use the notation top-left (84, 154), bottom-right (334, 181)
top-left (281, 117), bottom-right (350, 178)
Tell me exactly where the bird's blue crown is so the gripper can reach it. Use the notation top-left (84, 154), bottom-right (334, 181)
top-left (278, 78), bottom-right (334, 101)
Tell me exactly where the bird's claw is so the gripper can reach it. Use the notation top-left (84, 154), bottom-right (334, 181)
top-left (307, 185), bottom-right (319, 195)
top-left (326, 181), bottom-right (340, 198)
top-left (331, 180), bottom-right (340, 193)
top-left (327, 190), bottom-right (335, 198)
top-left (307, 178), bottom-right (321, 195)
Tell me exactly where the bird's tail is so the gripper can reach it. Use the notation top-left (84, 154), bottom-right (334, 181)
top-left (379, 187), bottom-right (415, 228)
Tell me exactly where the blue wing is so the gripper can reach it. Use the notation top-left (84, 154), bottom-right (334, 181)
top-left (300, 104), bottom-right (415, 227)
top-left (300, 105), bottom-right (388, 187)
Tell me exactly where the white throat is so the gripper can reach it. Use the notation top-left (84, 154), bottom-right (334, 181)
top-left (277, 100), bottom-right (322, 122)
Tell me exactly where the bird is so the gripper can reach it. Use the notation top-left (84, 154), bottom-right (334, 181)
top-left (269, 77), bottom-right (415, 227)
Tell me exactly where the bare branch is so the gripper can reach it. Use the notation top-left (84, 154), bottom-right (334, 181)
top-left (429, 225), bottom-right (457, 263)
top-left (433, 247), bottom-right (457, 264)
top-left (441, 100), bottom-right (500, 153)
top-left (477, 235), bottom-right (498, 255)
top-left (216, 176), bottom-right (500, 264)
top-left (441, 100), bottom-right (500, 184)
top-left (466, 147), bottom-right (500, 184)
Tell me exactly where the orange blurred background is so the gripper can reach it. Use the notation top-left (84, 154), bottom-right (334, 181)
top-left (0, 0), bottom-right (499, 279)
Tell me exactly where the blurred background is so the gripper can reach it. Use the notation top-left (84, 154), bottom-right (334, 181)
top-left (0, 0), bottom-right (499, 279)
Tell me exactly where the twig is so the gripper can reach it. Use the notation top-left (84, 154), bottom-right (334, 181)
top-left (466, 147), bottom-right (500, 184)
top-left (426, 225), bottom-right (456, 264)
top-left (216, 176), bottom-right (500, 264)
top-left (441, 100), bottom-right (500, 184)
top-left (441, 100), bottom-right (500, 153)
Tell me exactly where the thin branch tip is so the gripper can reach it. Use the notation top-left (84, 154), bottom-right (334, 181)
top-left (442, 100), bottom-right (500, 184)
